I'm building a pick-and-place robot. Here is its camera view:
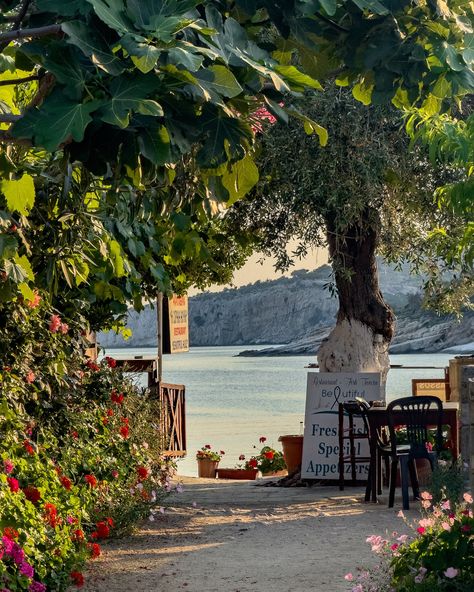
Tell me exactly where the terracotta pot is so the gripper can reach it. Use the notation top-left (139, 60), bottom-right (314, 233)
top-left (197, 458), bottom-right (219, 478)
top-left (217, 468), bottom-right (258, 480)
top-left (278, 435), bottom-right (304, 474)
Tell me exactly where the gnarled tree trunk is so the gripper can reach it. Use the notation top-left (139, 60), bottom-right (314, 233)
top-left (317, 212), bottom-right (394, 395)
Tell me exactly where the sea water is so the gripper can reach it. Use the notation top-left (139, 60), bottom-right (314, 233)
top-left (103, 346), bottom-right (454, 476)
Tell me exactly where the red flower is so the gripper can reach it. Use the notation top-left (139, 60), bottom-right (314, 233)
top-left (23, 440), bottom-right (35, 455)
top-left (204, 444), bottom-right (211, 449)
top-left (259, 436), bottom-right (267, 443)
top-left (7, 477), bottom-right (19, 493)
top-left (72, 529), bottom-right (84, 541)
top-left (61, 476), bottom-right (72, 491)
top-left (119, 425), bottom-right (129, 439)
top-left (92, 521), bottom-right (110, 539)
top-left (49, 314), bottom-right (61, 333)
top-left (71, 431), bottom-right (79, 439)
top-left (239, 454), bottom-right (245, 461)
top-left (220, 450), bottom-right (225, 455)
top-left (111, 470), bottom-right (119, 479)
top-left (70, 571), bottom-right (84, 587)
top-left (121, 417), bottom-right (129, 425)
top-left (44, 503), bottom-right (59, 527)
top-left (106, 517), bottom-right (114, 527)
top-left (3, 527), bottom-right (19, 540)
top-left (264, 451), bottom-right (274, 460)
top-left (417, 527), bottom-right (425, 535)
top-left (85, 360), bottom-right (100, 372)
top-left (88, 542), bottom-right (101, 558)
top-left (102, 417), bottom-right (109, 426)
top-left (23, 486), bottom-right (41, 504)
top-left (105, 356), bottom-right (117, 368)
top-left (461, 525), bottom-right (471, 532)
top-left (84, 474), bottom-right (98, 488)
top-left (111, 390), bottom-right (124, 404)
top-left (106, 408), bottom-right (114, 417)
top-left (248, 458), bottom-right (258, 468)
top-left (137, 466), bottom-right (149, 481)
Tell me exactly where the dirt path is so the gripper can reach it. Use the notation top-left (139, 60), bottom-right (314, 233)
top-left (82, 476), bottom-right (415, 592)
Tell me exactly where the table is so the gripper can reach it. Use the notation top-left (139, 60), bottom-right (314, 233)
top-left (365, 402), bottom-right (459, 503)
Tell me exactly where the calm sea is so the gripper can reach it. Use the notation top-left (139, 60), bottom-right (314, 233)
top-left (103, 346), bottom-right (454, 476)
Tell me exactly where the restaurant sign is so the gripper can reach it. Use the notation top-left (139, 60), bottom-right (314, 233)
top-left (301, 372), bottom-right (381, 480)
top-left (163, 295), bottom-right (189, 354)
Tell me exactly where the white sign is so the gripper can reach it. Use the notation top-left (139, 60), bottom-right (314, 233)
top-left (301, 372), bottom-right (381, 480)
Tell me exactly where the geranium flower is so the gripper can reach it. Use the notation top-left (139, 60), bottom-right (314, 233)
top-left (60, 322), bottom-right (69, 334)
top-left (7, 477), bottom-right (19, 493)
top-left (27, 293), bottom-right (41, 309)
top-left (29, 581), bottom-right (47, 592)
top-left (3, 527), bottom-right (19, 540)
top-left (61, 476), bottom-right (72, 490)
top-left (111, 390), bottom-right (124, 404)
top-left (92, 521), bottom-right (110, 539)
top-left (3, 459), bottom-right (14, 474)
top-left (19, 561), bottom-right (34, 578)
top-left (264, 450), bottom-right (274, 460)
top-left (85, 360), bottom-right (100, 372)
top-left (44, 503), bottom-right (60, 527)
top-left (111, 470), bottom-right (119, 479)
top-left (444, 567), bottom-right (458, 578)
top-left (105, 356), bottom-right (117, 368)
top-left (70, 571), bottom-right (84, 587)
top-left (259, 436), bottom-right (267, 443)
top-left (72, 529), bottom-right (84, 542)
top-left (248, 458), bottom-right (258, 468)
top-left (88, 542), bottom-right (101, 558)
top-left (84, 474), bottom-right (97, 488)
top-left (239, 454), bottom-right (245, 461)
top-left (137, 466), bottom-right (149, 481)
top-left (23, 440), bottom-right (35, 455)
top-left (119, 425), bottom-right (130, 438)
top-left (25, 370), bottom-right (36, 384)
top-left (23, 486), bottom-right (41, 504)
top-left (49, 314), bottom-right (61, 333)
top-left (463, 492), bottom-right (473, 504)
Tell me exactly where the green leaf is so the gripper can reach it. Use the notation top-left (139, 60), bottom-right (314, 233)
top-left (1, 174), bottom-right (35, 215)
top-left (167, 46), bottom-right (204, 72)
top-left (221, 154), bottom-right (259, 205)
top-left (100, 74), bottom-right (163, 128)
top-left (0, 234), bottom-right (18, 258)
top-left (62, 20), bottom-right (124, 75)
top-left (109, 239), bottom-right (125, 276)
top-left (4, 259), bottom-right (28, 283)
top-left (41, 43), bottom-right (91, 100)
top-left (351, 0), bottom-right (389, 15)
top-left (121, 35), bottom-right (161, 74)
top-left (285, 106), bottom-right (328, 146)
top-left (274, 65), bottom-right (323, 91)
top-left (352, 81), bottom-right (373, 105)
top-left (137, 122), bottom-right (172, 165)
top-left (197, 108), bottom-right (253, 168)
top-left (318, 0), bottom-right (337, 16)
top-left (14, 255), bottom-right (34, 281)
top-left (462, 34), bottom-right (474, 68)
top-left (12, 91), bottom-right (102, 151)
top-left (195, 65), bottom-right (243, 98)
top-left (37, 0), bottom-right (92, 15)
top-left (126, 0), bottom-right (198, 31)
top-left (18, 282), bottom-right (35, 302)
top-left (86, 0), bottom-right (132, 34)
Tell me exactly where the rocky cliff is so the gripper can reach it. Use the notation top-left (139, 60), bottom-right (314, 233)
top-left (98, 263), bottom-right (474, 354)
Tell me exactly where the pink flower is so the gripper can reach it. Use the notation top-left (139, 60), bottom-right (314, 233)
top-left (442, 522), bottom-right (451, 531)
top-left (344, 573), bottom-right (353, 581)
top-left (49, 314), bottom-right (62, 333)
top-left (25, 370), bottom-right (36, 384)
top-left (420, 491), bottom-right (432, 500)
top-left (444, 567), bottom-right (458, 578)
top-left (60, 323), bottom-right (69, 334)
top-left (397, 534), bottom-right (408, 543)
top-left (27, 293), bottom-right (41, 309)
top-left (463, 492), bottom-right (473, 504)
top-left (441, 500), bottom-right (450, 510)
top-left (421, 499), bottom-right (431, 509)
top-left (417, 527), bottom-right (425, 535)
top-left (3, 459), bottom-right (14, 474)
top-left (7, 476), bottom-right (19, 492)
top-left (425, 441), bottom-right (433, 452)
top-left (351, 585), bottom-right (364, 592)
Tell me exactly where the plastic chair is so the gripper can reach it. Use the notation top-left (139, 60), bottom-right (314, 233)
top-left (385, 395), bottom-right (443, 510)
top-left (338, 399), bottom-right (373, 501)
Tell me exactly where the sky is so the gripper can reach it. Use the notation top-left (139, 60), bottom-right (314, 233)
top-left (193, 244), bottom-right (329, 295)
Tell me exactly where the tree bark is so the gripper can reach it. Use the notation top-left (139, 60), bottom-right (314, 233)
top-left (317, 210), bottom-right (395, 394)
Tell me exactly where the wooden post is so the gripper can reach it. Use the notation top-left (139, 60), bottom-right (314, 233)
top-left (157, 292), bottom-right (163, 383)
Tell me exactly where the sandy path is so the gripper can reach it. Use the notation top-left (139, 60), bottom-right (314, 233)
top-left (82, 477), bottom-right (415, 592)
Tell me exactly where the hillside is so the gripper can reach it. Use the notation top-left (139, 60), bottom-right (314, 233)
top-left (98, 263), bottom-right (474, 354)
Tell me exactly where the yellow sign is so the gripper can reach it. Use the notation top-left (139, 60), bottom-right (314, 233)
top-left (163, 295), bottom-right (189, 353)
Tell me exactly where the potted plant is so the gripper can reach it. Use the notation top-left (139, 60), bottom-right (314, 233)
top-left (278, 434), bottom-right (304, 474)
top-left (217, 437), bottom-right (286, 479)
top-left (196, 445), bottom-right (224, 478)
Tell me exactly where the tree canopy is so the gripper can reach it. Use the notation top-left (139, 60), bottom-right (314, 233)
top-left (0, 0), bottom-right (472, 332)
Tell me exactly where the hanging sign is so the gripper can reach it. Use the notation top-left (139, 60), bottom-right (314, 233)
top-left (163, 295), bottom-right (189, 354)
top-left (301, 372), bottom-right (381, 480)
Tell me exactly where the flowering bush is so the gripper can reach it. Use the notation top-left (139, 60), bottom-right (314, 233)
top-left (345, 492), bottom-right (474, 591)
top-left (239, 437), bottom-right (286, 474)
top-left (196, 445), bottom-right (224, 462)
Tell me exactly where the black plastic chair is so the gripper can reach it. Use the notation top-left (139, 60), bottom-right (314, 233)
top-left (338, 399), bottom-right (373, 500)
top-left (385, 395), bottom-right (443, 510)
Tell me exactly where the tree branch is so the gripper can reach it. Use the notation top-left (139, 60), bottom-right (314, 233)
top-left (0, 114), bottom-right (23, 123)
top-left (12, 0), bottom-right (33, 30)
top-left (0, 24), bottom-right (62, 44)
top-left (0, 75), bottom-right (39, 87)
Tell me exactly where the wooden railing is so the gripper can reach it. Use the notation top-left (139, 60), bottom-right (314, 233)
top-left (159, 382), bottom-right (186, 456)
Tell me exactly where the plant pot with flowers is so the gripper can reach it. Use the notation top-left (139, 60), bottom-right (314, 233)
top-left (254, 436), bottom-right (287, 476)
top-left (196, 445), bottom-right (224, 478)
